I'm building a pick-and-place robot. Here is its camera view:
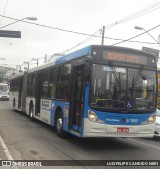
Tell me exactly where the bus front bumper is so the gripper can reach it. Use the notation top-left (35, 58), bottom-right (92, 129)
top-left (83, 118), bottom-right (155, 138)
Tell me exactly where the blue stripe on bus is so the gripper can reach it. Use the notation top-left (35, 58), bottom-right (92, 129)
top-left (55, 46), bottom-right (91, 64)
top-left (96, 111), bottom-right (155, 125)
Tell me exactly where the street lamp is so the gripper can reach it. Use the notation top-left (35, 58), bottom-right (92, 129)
top-left (101, 26), bottom-right (105, 45)
top-left (134, 26), bottom-right (159, 44)
top-left (0, 17), bottom-right (38, 29)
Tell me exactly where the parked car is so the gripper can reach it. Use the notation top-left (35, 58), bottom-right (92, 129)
top-left (154, 109), bottom-right (160, 137)
top-left (0, 90), bottom-right (9, 101)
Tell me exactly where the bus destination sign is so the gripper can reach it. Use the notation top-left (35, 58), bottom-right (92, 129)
top-left (105, 52), bottom-right (148, 65)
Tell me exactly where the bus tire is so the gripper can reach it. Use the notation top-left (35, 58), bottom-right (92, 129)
top-left (29, 103), bottom-right (34, 121)
top-left (56, 111), bottom-right (66, 138)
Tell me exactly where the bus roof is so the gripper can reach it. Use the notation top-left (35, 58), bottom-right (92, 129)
top-left (55, 46), bottom-right (91, 64)
top-left (54, 45), bottom-right (156, 65)
top-left (28, 45), bottom-right (92, 74)
top-left (10, 45), bottom-right (157, 77)
top-left (0, 83), bottom-right (8, 85)
top-left (10, 71), bottom-right (24, 80)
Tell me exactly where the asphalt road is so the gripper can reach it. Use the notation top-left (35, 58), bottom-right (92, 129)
top-left (0, 101), bottom-right (160, 169)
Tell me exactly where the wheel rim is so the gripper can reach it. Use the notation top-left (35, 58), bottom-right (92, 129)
top-left (13, 100), bottom-right (15, 109)
top-left (30, 111), bottom-right (33, 118)
top-left (30, 109), bottom-right (33, 118)
top-left (56, 118), bottom-right (62, 133)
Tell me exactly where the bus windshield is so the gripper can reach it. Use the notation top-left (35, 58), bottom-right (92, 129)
top-left (90, 64), bottom-right (156, 111)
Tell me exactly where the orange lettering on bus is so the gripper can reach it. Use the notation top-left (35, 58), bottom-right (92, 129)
top-left (108, 53), bottom-right (125, 61)
top-left (107, 52), bottom-right (140, 64)
top-left (126, 55), bottom-right (139, 63)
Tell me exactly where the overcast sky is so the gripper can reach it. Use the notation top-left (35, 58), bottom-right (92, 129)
top-left (0, 0), bottom-right (160, 69)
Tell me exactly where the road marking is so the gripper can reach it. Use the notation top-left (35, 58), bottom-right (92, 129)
top-left (0, 136), bottom-right (14, 160)
top-left (0, 135), bottom-right (18, 169)
top-left (127, 138), bottom-right (160, 151)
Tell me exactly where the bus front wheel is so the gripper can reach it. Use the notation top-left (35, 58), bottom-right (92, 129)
top-left (56, 111), bottom-right (66, 138)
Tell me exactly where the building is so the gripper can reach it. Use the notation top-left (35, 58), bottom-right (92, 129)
top-left (0, 66), bottom-right (17, 83)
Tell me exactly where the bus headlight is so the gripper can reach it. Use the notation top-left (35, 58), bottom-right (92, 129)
top-left (148, 116), bottom-right (155, 123)
top-left (155, 115), bottom-right (160, 126)
top-left (141, 115), bottom-right (155, 125)
top-left (88, 110), bottom-right (105, 124)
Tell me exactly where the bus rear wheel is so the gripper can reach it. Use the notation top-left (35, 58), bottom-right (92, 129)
top-left (56, 111), bottom-right (66, 138)
top-left (29, 103), bottom-right (34, 121)
top-left (13, 99), bottom-right (16, 111)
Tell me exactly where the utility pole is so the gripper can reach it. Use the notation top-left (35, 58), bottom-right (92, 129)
top-left (44, 55), bottom-right (47, 63)
top-left (36, 59), bottom-right (38, 66)
top-left (24, 61), bottom-right (29, 70)
top-left (32, 58), bottom-right (39, 66)
top-left (101, 26), bottom-right (105, 45)
top-left (158, 34), bottom-right (160, 42)
top-left (16, 65), bottom-right (22, 72)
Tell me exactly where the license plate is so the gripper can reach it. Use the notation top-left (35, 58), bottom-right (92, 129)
top-left (117, 127), bottom-right (129, 133)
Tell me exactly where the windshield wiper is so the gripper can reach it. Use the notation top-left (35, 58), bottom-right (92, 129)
top-left (108, 62), bottom-right (122, 101)
top-left (108, 62), bottom-right (121, 87)
top-left (131, 66), bottom-right (144, 96)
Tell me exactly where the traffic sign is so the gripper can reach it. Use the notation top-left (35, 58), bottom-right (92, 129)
top-left (0, 30), bottom-right (21, 38)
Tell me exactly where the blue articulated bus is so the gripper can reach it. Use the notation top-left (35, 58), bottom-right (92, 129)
top-left (10, 45), bottom-right (157, 138)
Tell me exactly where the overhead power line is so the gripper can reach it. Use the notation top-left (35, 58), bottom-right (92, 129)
top-left (0, 38), bottom-right (46, 54)
top-left (104, 0), bottom-right (160, 30)
top-left (0, 0), bottom-right (9, 26)
top-left (0, 14), bottom-right (101, 37)
top-left (111, 24), bottom-right (160, 46)
top-left (2, 13), bottom-right (158, 43)
top-left (0, 14), bottom-right (160, 64)
top-left (1, 14), bottom-right (159, 55)
top-left (1, 6), bottom-right (160, 42)
top-left (61, 0), bottom-right (160, 53)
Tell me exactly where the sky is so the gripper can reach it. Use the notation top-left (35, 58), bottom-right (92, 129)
top-left (0, 0), bottom-right (160, 70)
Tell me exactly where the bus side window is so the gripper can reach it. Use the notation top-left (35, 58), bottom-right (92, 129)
top-left (27, 76), bottom-right (32, 96)
top-left (48, 68), bottom-right (57, 99)
top-left (42, 70), bottom-right (50, 98)
top-left (56, 64), bottom-right (71, 101)
top-left (27, 75), bottom-right (36, 97)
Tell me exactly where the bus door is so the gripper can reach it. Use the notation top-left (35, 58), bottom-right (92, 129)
top-left (69, 65), bottom-right (85, 133)
top-left (18, 78), bottom-right (23, 109)
top-left (35, 73), bottom-right (43, 116)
